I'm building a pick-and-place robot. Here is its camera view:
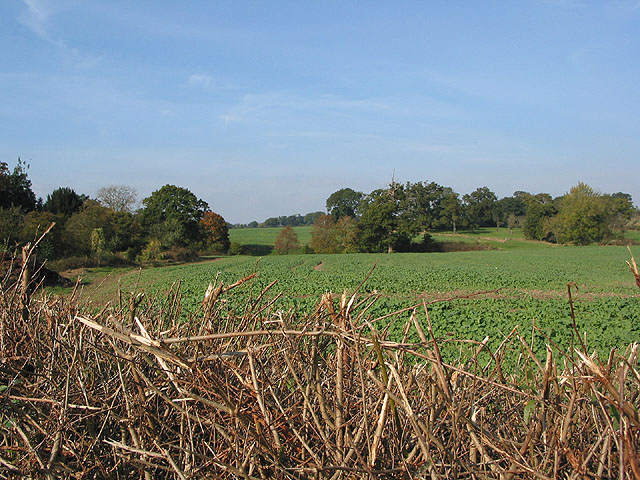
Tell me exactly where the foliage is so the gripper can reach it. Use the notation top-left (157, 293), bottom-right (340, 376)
top-left (523, 193), bottom-right (556, 241)
top-left (110, 211), bottom-right (144, 253)
top-left (141, 185), bottom-right (209, 247)
top-left (0, 207), bottom-right (23, 250)
top-left (335, 216), bottom-right (359, 253)
top-left (201, 211), bottom-right (230, 252)
top-left (462, 186), bottom-right (498, 229)
top-left (274, 225), bottom-right (299, 254)
top-left (358, 187), bottom-right (406, 252)
top-left (43, 187), bottom-right (86, 217)
top-left (436, 188), bottom-right (462, 232)
top-left (91, 228), bottom-right (106, 265)
top-left (63, 201), bottom-right (115, 255)
top-left (548, 183), bottom-right (618, 245)
top-left (22, 211), bottom-right (63, 259)
top-left (0, 158), bottom-right (36, 212)
top-left (96, 185), bottom-right (138, 212)
top-left (137, 239), bottom-right (163, 262)
top-left (326, 187), bottom-right (364, 220)
top-left (310, 214), bottom-right (338, 253)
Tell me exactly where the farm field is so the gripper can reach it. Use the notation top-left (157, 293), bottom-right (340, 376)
top-left (82, 244), bottom-right (640, 362)
top-left (229, 225), bottom-right (313, 248)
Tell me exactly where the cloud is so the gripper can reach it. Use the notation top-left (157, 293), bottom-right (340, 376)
top-left (17, 0), bottom-right (52, 41)
top-left (185, 74), bottom-right (214, 89)
top-left (219, 92), bottom-right (391, 124)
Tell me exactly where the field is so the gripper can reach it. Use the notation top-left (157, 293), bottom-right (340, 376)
top-left (81, 242), bottom-right (640, 363)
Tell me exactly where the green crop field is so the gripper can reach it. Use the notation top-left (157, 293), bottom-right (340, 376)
top-left (85, 244), bottom-right (640, 364)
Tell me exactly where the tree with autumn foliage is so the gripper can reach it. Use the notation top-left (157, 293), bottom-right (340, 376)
top-left (274, 226), bottom-right (299, 255)
top-left (200, 211), bottom-right (230, 253)
top-left (310, 214), bottom-right (338, 253)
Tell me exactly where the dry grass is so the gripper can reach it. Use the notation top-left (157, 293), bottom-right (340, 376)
top-left (1, 242), bottom-right (639, 479)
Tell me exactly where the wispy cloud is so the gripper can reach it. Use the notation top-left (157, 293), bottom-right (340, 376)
top-left (17, 0), bottom-right (52, 42)
top-left (185, 74), bottom-right (214, 89)
top-left (220, 92), bottom-right (391, 124)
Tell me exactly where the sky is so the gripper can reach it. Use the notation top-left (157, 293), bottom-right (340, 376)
top-left (1, 1), bottom-right (640, 223)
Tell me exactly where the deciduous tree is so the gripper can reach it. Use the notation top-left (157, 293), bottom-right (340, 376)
top-left (141, 185), bottom-right (209, 247)
top-left (310, 214), bottom-right (337, 254)
top-left (97, 185), bottom-right (138, 212)
top-left (326, 188), bottom-right (364, 220)
top-left (274, 226), bottom-right (299, 255)
top-left (0, 158), bottom-right (36, 213)
top-left (201, 211), bottom-right (230, 252)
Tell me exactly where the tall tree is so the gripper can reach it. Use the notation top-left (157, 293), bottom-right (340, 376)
top-left (44, 187), bottom-right (86, 217)
top-left (358, 186), bottom-right (408, 253)
top-left (141, 185), bottom-right (209, 247)
top-left (548, 183), bottom-right (619, 245)
top-left (274, 226), bottom-right (299, 254)
top-left (522, 193), bottom-right (556, 241)
top-left (63, 201), bottom-right (115, 255)
top-left (310, 214), bottom-right (338, 254)
top-left (326, 188), bottom-right (364, 220)
top-left (462, 187), bottom-right (498, 229)
top-left (201, 211), bottom-right (230, 252)
top-left (438, 189), bottom-right (462, 233)
top-left (0, 158), bottom-right (36, 212)
top-left (97, 185), bottom-right (138, 212)
top-left (335, 216), bottom-right (359, 253)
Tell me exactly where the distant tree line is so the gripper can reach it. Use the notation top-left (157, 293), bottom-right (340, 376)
top-left (2, 159), bottom-right (637, 264)
top-left (231, 211), bottom-right (325, 229)
top-left (0, 159), bottom-right (230, 267)
top-left (300, 181), bottom-right (636, 254)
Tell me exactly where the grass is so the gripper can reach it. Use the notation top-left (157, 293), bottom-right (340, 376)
top-left (229, 225), bottom-right (313, 248)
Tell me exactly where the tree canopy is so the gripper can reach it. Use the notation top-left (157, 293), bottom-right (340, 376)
top-left (141, 185), bottom-right (209, 247)
top-left (0, 158), bottom-right (36, 213)
top-left (326, 188), bottom-right (364, 220)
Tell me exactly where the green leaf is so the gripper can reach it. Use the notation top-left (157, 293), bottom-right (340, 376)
top-left (523, 399), bottom-right (536, 425)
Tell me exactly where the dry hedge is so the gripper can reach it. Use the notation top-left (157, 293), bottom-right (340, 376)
top-left (1, 245), bottom-right (639, 479)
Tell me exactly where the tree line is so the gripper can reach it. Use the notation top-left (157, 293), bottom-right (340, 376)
top-left (1, 159), bottom-right (230, 267)
top-left (2, 159), bottom-right (637, 265)
top-left (296, 181), bottom-right (636, 254)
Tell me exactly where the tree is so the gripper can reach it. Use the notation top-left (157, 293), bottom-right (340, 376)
top-left (303, 211), bottom-right (324, 225)
top-left (326, 188), bottom-right (364, 220)
top-left (262, 217), bottom-right (280, 228)
top-left (0, 207), bottom-right (24, 250)
top-left (201, 211), bottom-right (230, 252)
top-left (462, 187), bottom-right (498, 229)
top-left (310, 214), bottom-right (338, 254)
top-left (398, 181), bottom-right (446, 230)
top-left (0, 158), bottom-right (36, 212)
top-left (335, 216), bottom-right (359, 253)
top-left (44, 187), bottom-right (86, 217)
top-left (547, 183), bottom-right (620, 245)
top-left (91, 228), bottom-right (106, 265)
top-left (97, 185), bottom-right (138, 212)
top-left (274, 226), bottom-right (299, 254)
top-left (358, 187), bottom-right (407, 253)
top-left (63, 201), bottom-right (115, 255)
top-left (523, 193), bottom-right (556, 241)
top-left (22, 211), bottom-right (63, 259)
top-left (438, 189), bottom-right (462, 233)
top-left (141, 185), bottom-right (209, 247)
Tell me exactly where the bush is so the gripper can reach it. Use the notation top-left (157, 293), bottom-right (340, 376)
top-left (230, 242), bottom-right (243, 255)
top-left (137, 240), bottom-right (162, 263)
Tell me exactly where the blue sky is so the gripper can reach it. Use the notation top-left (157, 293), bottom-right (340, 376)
top-left (1, 1), bottom-right (639, 223)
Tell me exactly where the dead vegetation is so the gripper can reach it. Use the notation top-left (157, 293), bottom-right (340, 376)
top-left (0, 241), bottom-right (639, 479)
